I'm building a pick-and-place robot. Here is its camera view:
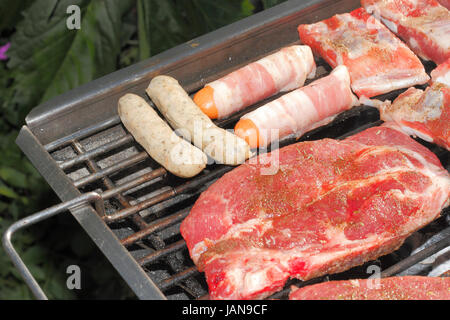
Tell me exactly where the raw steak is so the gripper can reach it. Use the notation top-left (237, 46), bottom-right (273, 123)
top-left (297, 7), bottom-right (429, 98)
top-left (180, 127), bottom-right (450, 299)
top-left (289, 276), bottom-right (450, 300)
top-left (362, 0), bottom-right (450, 64)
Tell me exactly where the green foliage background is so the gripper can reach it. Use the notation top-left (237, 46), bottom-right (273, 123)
top-left (0, 0), bottom-right (287, 299)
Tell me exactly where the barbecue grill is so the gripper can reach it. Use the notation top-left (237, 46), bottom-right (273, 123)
top-left (3, 0), bottom-right (449, 300)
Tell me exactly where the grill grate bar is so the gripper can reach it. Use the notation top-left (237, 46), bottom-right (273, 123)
top-left (381, 235), bottom-right (450, 278)
top-left (140, 187), bottom-right (204, 218)
top-left (101, 167), bottom-right (167, 200)
top-left (73, 152), bottom-right (148, 188)
top-left (158, 266), bottom-right (199, 291)
top-left (267, 277), bottom-right (328, 300)
top-left (104, 166), bottom-right (233, 223)
top-left (71, 140), bottom-right (149, 230)
top-left (143, 236), bottom-right (204, 296)
top-left (138, 239), bottom-right (187, 266)
top-left (45, 116), bottom-right (121, 152)
top-left (59, 134), bottom-right (134, 170)
top-left (121, 208), bottom-right (190, 247)
top-left (104, 189), bottom-right (177, 223)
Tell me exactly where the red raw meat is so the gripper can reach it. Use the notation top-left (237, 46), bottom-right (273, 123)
top-left (180, 127), bottom-right (450, 299)
top-left (297, 7), bottom-right (429, 98)
top-left (378, 81), bottom-right (450, 150)
top-left (437, 0), bottom-right (450, 9)
top-left (362, 0), bottom-right (450, 64)
top-left (431, 58), bottom-right (450, 86)
top-left (289, 276), bottom-right (450, 300)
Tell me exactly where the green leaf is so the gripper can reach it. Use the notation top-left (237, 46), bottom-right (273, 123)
top-left (8, 202), bottom-right (21, 221)
top-left (182, 0), bottom-right (250, 35)
top-left (0, 182), bottom-right (19, 199)
top-left (138, 0), bottom-right (185, 57)
top-left (261, 0), bottom-right (288, 9)
top-left (6, 0), bottom-right (134, 118)
top-left (0, 167), bottom-right (28, 189)
top-left (241, 0), bottom-right (255, 16)
top-left (7, 0), bottom-right (83, 112)
top-left (120, 9), bottom-right (137, 49)
top-left (22, 246), bottom-right (48, 266)
top-left (41, 0), bottom-right (135, 102)
top-left (119, 45), bottom-right (139, 69)
top-left (28, 264), bottom-right (46, 282)
top-left (0, 284), bottom-right (32, 300)
top-left (45, 270), bottom-right (77, 300)
top-left (137, 0), bottom-right (151, 61)
top-left (134, 0), bottom-right (253, 60)
top-left (0, 0), bottom-right (34, 33)
top-left (0, 201), bottom-right (8, 213)
top-left (15, 231), bottom-right (35, 246)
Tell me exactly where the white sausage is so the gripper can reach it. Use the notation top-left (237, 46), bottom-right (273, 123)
top-left (118, 93), bottom-right (207, 178)
top-left (146, 76), bottom-right (252, 165)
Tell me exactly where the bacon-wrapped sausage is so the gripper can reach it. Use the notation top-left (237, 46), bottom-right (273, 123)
top-left (234, 65), bottom-right (359, 148)
top-left (194, 45), bottom-right (316, 119)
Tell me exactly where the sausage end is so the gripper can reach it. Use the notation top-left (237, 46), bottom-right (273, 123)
top-left (234, 119), bottom-right (261, 149)
top-left (193, 86), bottom-right (219, 119)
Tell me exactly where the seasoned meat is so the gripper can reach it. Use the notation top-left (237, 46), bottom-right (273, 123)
top-left (289, 276), bottom-right (450, 300)
top-left (362, 0), bottom-right (450, 64)
top-left (298, 7), bottom-right (429, 97)
top-left (180, 127), bottom-right (450, 299)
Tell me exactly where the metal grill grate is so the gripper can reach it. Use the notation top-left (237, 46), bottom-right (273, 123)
top-left (42, 56), bottom-right (449, 299)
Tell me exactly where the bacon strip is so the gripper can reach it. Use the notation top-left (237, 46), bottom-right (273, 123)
top-left (197, 45), bottom-right (316, 119)
top-left (362, 0), bottom-right (450, 64)
top-left (298, 7), bottom-right (429, 98)
top-left (235, 65), bottom-right (358, 147)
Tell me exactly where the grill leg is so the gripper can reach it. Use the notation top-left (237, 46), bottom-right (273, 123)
top-left (2, 192), bottom-right (105, 300)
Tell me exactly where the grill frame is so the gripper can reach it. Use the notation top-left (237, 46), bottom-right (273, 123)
top-left (14, 0), bottom-right (449, 300)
